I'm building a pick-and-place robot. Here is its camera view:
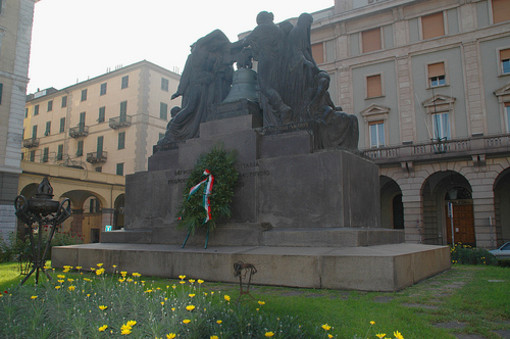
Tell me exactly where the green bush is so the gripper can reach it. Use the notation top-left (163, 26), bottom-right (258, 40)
top-left (450, 243), bottom-right (498, 265)
top-left (496, 259), bottom-right (510, 268)
top-left (0, 227), bottom-right (82, 264)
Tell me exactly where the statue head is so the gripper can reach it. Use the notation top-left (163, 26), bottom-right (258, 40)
top-left (297, 13), bottom-right (313, 27)
top-left (256, 11), bottom-right (274, 25)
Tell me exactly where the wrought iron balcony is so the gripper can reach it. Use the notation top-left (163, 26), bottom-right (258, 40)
top-left (86, 151), bottom-right (107, 164)
top-left (109, 115), bottom-right (132, 129)
top-left (23, 138), bottom-right (40, 148)
top-left (69, 125), bottom-right (89, 138)
top-left (362, 134), bottom-right (510, 165)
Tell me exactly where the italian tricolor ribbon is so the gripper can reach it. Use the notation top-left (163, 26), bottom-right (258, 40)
top-left (187, 169), bottom-right (214, 223)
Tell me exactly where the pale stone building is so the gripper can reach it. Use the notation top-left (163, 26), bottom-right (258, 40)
top-left (0, 0), bottom-right (37, 240)
top-left (21, 60), bottom-right (180, 241)
top-left (308, 0), bottom-right (510, 248)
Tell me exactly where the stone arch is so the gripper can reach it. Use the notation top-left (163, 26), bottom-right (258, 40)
top-left (494, 167), bottom-right (510, 245)
top-left (380, 176), bottom-right (403, 229)
top-left (59, 190), bottom-right (107, 243)
top-left (421, 170), bottom-right (474, 246)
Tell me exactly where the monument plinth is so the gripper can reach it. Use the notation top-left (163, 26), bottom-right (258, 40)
top-left (52, 10), bottom-right (450, 291)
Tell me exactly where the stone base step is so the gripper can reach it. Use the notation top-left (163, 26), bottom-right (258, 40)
top-left (52, 242), bottom-right (450, 292)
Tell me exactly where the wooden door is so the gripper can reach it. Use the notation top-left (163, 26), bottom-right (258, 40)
top-left (445, 201), bottom-right (475, 245)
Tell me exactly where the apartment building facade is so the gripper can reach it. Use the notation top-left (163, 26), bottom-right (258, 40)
top-left (309, 0), bottom-right (510, 248)
top-left (0, 0), bottom-right (36, 239)
top-left (23, 60), bottom-right (180, 175)
top-left (21, 60), bottom-right (180, 241)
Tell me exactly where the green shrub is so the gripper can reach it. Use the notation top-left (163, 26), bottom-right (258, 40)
top-left (450, 243), bottom-right (498, 265)
top-left (0, 227), bottom-right (82, 264)
top-left (496, 259), bottom-right (510, 268)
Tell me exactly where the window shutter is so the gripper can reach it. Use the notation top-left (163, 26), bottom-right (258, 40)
top-left (428, 62), bottom-right (445, 78)
top-left (362, 28), bottom-right (382, 53)
top-left (422, 12), bottom-right (445, 39)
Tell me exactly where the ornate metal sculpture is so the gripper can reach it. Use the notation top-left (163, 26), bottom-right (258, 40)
top-left (234, 261), bottom-right (257, 302)
top-left (14, 177), bottom-right (71, 285)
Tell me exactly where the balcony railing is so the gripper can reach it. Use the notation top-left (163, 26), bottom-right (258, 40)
top-left (109, 115), bottom-right (132, 129)
top-left (86, 151), bottom-right (108, 164)
top-left (69, 125), bottom-right (89, 138)
top-left (362, 134), bottom-right (510, 164)
top-left (22, 138), bottom-right (40, 148)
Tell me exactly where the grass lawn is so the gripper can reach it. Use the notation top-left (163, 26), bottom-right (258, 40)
top-left (0, 262), bottom-right (509, 338)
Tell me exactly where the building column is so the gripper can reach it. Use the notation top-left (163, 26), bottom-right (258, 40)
top-left (70, 209), bottom-right (84, 236)
top-left (402, 190), bottom-right (423, 243)
top-left (396, 56), bottom-right (416, 143)
top-left (471, 182), bottom-right (497, 249)
top-left (101, 208), bottom-right (114, 230)
top-left (462, 41), bottom-right (487, 136)
top-left (0, 172), bottom-right (20, 241)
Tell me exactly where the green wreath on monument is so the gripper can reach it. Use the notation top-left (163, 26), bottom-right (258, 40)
top-left (178, 145), bottom-right (238, 248)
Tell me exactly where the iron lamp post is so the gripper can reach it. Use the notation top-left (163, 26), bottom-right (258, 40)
top-left (14, 177), bottom-right (71, 285)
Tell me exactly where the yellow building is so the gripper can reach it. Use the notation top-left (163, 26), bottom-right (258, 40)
top-left (0, 0), bottom-right (37, 240)
top-left (20, 60), bottom-right (180, 242)
top-left (23, 60), bottom-right (180, 175)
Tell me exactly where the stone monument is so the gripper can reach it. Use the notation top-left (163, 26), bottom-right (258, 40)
top-left (53, 11), bottom-right (450, 291)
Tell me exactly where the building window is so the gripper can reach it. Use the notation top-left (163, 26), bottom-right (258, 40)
top-left (42, 147), bottom-right (49, 163)
top-left (0, 83), bottom-right (3, 105)
top-left (432, 112), bottom-right (450, 140)
top-left (81, 89), bottom-right (87, 101)
top-left (311, 43), bottom-right (324, 64)
top-left (95, 167), bottom-right (102, 173)
top-left (505, 102), bottom-right (510, 132)
top-left (160, 102), bottom-right (168, 120)
top-left (369, 121), bottom-right (385, 148)
top-left (361, 27), bottom-right (381, 53)
top-left (116, 163), bottom-right (124, 176)
top-left (118, 132), bottom-right (125, 150)
top-left (79, 112), bottom-right (86, 129)
top-left (100, 82), bottom-right (107, 96)
top-left (366, 74), bottom-right (382, 98)
top-left (121, 75), bottom-right (129, 89)
top-left (97, 136), bottom-right (104, 157)
top-left (34, 104), bottom-right (39, 116)
top-left (77, 140), bottom-right (83, 156)
top-left (422, 12), bottom-right (445, 40)
top-left (32, 125), bottom-right (37, 139)
top-left (25, 108), bottom-right (28, 117)
top-left (47, 100), bottom-right (53, 112)
top-left (61, 96), bottom-right (67, 108)
top-left (57, 144), bottom-right (63, 161)
top-left (59, 117), bottom-right (65, 133)
top-left (428, 62), bottom-right (446, 87)
top-left (161, 78), bottom-right (169, 91)
top-left (45, 121), bottom-right (51, 136)
top-left (492, 0), bottom-right (510, 24)
top-left (30, 150), bottom-right (35, 162)
top-left (120, 101), bottom-right (127, 121)
top-left (500, 48), bottom-right (510, 74)
top-left (98, 106), bottom-right (105, 123)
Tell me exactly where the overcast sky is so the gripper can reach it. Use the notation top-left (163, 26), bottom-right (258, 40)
top-left (27, 0), bottom-right (334, 94)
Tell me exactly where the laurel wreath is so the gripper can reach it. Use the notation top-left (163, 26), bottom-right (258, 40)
top-left (177, 146), bottom-right (238, 235)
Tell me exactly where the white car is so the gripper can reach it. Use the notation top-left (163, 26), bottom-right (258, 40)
top-left (489, 242), bottom-right (510, 260)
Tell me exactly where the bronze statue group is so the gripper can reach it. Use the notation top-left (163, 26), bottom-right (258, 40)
top-left (157, 11), bottom-right (358, 151)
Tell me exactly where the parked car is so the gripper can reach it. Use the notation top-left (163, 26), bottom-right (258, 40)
top-left (489, 242), bottom-right (510, 260)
